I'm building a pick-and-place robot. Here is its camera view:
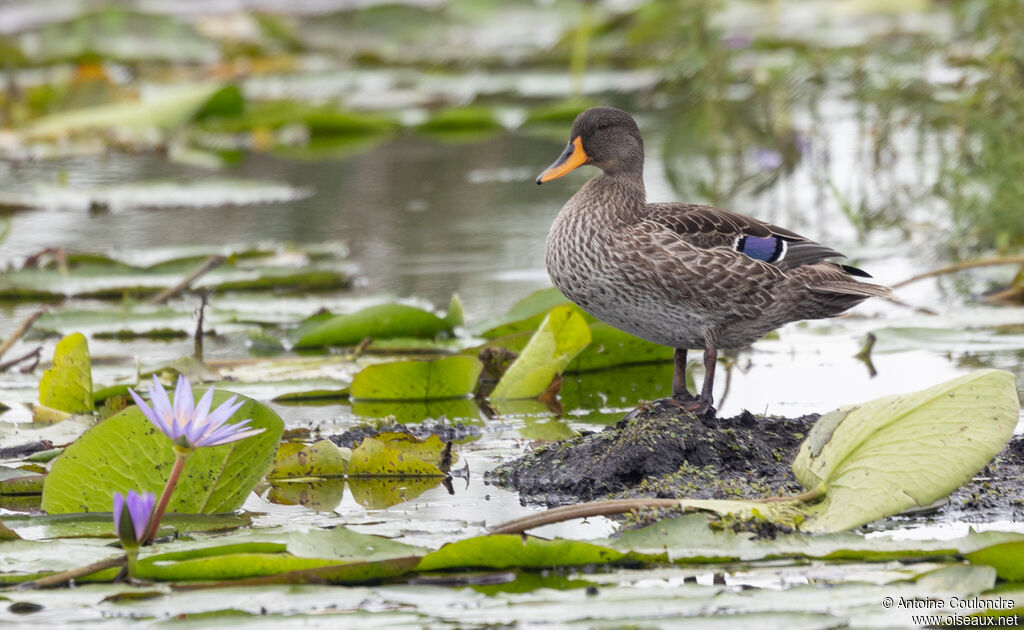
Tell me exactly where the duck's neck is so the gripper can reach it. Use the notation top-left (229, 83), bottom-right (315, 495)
top-left (576, 172), bottom-right (647, 225)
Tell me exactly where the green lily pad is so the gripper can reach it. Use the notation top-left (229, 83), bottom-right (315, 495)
top-left (474, 287), bottom-right (574, 337)
top-left (350, 355), bottom-right (482, 401)
top-left (417, 535), bottom-right (625, 571)
top-left (491, 305), bottom-right (592, 400)
top-left (347, 434), bottom-right (447, 478)
top-left (2, 512), bottom-right (250, 539)
top-left (293, 303), bottom-right (453, 348)
top-left (26, 83), bottom-right (232, 138)
top-left (792, 369), bottom-right (1019, 532)
top-left (267, 440), bottom-right (348, 479)
top-left (40, 390), bottom-right (284, 514)
top-left (965, 540), bottom-right (1024, 582)
top-left (672, 370), bottom-right (1020, 533)
top-left (38, 333), bottom-right (93, 414)
top-left (566, 322), bottom-right (673, 372)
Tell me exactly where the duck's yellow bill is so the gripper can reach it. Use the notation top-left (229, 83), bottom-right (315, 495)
top-left (536, 136), bottom-right (589, 184)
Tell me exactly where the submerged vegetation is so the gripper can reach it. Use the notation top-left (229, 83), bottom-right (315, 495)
top-left (0, 0), bottom-right (1023, 627)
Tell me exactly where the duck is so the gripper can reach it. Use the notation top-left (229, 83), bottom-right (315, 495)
top-left (537, 107), bottom-right (892, 416)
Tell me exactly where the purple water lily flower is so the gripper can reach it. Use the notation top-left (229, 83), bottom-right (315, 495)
top-left (128, 375), bottom-right (263, 449)
top-left (112, 490), bottom-right (154, 548)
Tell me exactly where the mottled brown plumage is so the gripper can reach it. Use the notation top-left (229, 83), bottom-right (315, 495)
top-left (537, 107), bottom-right (892, 414)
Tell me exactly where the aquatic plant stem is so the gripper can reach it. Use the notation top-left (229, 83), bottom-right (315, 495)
top-left (19, 555), bottom-right (125, 589)
top-left (145, 449), bottom-right (191, 544)
top-left (489, 499), bottom-right (681, 534)
top-left (489, 487), bottom-right (827, 534)
top-left (891, 256), bottom-right (1024, 289)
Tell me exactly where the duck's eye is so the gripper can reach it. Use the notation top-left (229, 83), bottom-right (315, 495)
top-left (597, 122), bottom-right (609, 130)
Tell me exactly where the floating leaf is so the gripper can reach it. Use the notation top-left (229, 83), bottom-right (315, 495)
top-left (350, 355), bottom-right (482, 401)
top-left (0, 474), bottom-right (45, 496)
top-left (417, 535), bottom-right (625, 572)
top-left (40, 391), bottom-right (283, 514)
top-left (491, 306), bottom-right (591, 400)
top-left (566, 322), bottom-right (673, 372)
top-left (3, 513), bottom-right (250, 539)
top-left (38, 333), bottom-right (93, 414)
top-left (965, 540), bottom-right (1024, 581)
top-left (474, 287), bottom-right (573, 337)
top-left (792, 369), bottom-right (1018, 532)
top-left (293, 303), bottom-right (453, 348)
top-left (26, 83), bottom-right (232, 138)
top-left (347, 435), bottom-right (446, 478)
top-left (267, 440), bottom-right (348, 479)
top-left (350, 398), bottom-right (481, 425)
top-left (418, 106), bottom-right (502, 132)
top-left (869, 327), bottom-right (1024, 354)
top-left (673, 371), bottom-right (1020, 533)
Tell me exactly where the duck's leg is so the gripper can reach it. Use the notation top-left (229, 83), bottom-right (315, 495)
top-left (678, 333), bottom-right (717, 416)
top-left (671, 348), bottom-right (697, 401)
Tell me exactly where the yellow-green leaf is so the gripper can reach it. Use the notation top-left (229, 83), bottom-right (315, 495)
top-left (38, 333), bottom-right (93, 414)
top-left (350, 355), bottom-right (482, 401)
top-left (491, 305), bottom-right (591, 400)
top-left (267, 440), bottom-right (348, 479)
top-left (347, 436), bottom-right (445, 477)
top-left (793, 369), bottom-right (1018, 533)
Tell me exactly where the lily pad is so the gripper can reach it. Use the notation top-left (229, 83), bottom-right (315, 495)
top-left (293, 303), bottom-right (454, 349)
top-left (38, 333), bottom-right (93, 414)
top-left (417, 535), bottom-right (625, 571)
top-left (40, 390), bottom-right (284, 514)
top-left (965, 540), bottom-right (1024, 581)
top-left (267, 440), bottom-right (348, 479)
top-left (792, 369), bottom-right (1019, 532)
top-left (491, 305), bottom-right (591, 400)
top-left (347, 434), bottom-right (447, 478)
top-left (673, 370), bottom-right (1020, 533)
top-left (350, 355), bottom-right (482, 401)
top-left (474, 287), bottom-right (574, 337)
top-left (566, 322), bottom-right (673, 372)
top-left (26, 83), bottom-right (234, 138)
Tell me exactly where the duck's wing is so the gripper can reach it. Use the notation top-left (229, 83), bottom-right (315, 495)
top-left (644, 202), bottom-right (870, 277)
top-left (628, 220), bottom-right (786, 313)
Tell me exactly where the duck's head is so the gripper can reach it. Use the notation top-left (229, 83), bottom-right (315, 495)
top-left (536, 107), bottom-right (644, 185)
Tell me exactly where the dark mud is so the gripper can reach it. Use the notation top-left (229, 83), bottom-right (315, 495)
top-left (490, 406), bottom-right (1024, 523)
top-left (329, 422), bottom-right (481, 449)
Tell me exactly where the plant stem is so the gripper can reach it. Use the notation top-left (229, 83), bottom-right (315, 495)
top-left (19, 555), bottom-right (125, 589)
top-left (489, 499), bottom-right (682, 535)
top-left (124, 547), bottom-right (139, 581)
top-left (891, 256), bottom-right (1024, 289)
top-left (145, 451), bottom-right (189, 544)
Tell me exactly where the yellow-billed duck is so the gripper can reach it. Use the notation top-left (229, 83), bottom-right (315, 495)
top-left (537, 107), bottom-right (892, 416)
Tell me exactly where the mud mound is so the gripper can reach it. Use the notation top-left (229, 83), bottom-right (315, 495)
top-left (491, 405), bottom-right (1024, 523)
top-left (490, 407), bottom-right (817, 506)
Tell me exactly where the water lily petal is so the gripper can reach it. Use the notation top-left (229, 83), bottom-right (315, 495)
top-left (125, 490), bottom-right (154, 542)
top-left (197, 424), bottom-right (265, 447)
top-left (148, 375), bottom-right (178, 438)
top-left (128, 386), bottom-right (172, 437)
top-left (112, 492), bottom-right (125, 533)
top-left (172, 375), bottom-right (195, 434)
top-left (194, 386), bottom-right (215, 425)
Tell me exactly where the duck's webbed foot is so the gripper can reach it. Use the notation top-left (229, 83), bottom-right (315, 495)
top-left (625, 395), bottom-right (716, 420)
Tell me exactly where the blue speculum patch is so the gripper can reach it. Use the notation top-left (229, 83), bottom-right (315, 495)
top-left (736, 235), bottom-right (784, 262)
